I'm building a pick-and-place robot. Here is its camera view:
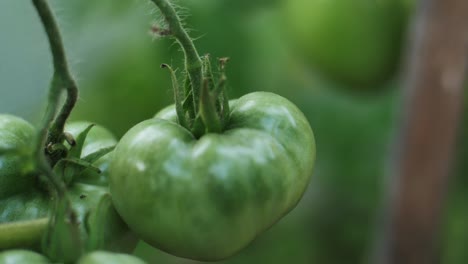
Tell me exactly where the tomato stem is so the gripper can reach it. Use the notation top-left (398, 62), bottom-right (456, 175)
top-left (32, 0), bottom-right (71, 197)
top-left (0, 218), bottom-right (49, 250)
top-left (150, 0), bottom-right (232, 136)
top-left (32, 0), bottom-right (78, 159)
top-left (150, 0), bottom-right (203, 116)
top-left (34, 75), bottom-right (67, 197)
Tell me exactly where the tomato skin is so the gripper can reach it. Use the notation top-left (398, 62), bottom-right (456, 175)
top-left (109, 92), bottom-right (316, 260)
top-left (283, 0), bottom-right (407, 87)
top-left (0, 250), bottom-right (50, 263)
top-left (0, 114), bottom-right (36, 200)
top-left (77, 251), bottom-right (147, 264)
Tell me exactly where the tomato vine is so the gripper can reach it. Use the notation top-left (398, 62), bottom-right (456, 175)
top-left (150, 0), bottom-right (230, 137)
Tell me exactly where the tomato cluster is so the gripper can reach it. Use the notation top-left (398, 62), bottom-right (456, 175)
top-left (0, 116), bottom-right (137, 254)
top-left (0, 0), bottom-right (316, 263)
top-left (1, 96), bottom-right (315, 263)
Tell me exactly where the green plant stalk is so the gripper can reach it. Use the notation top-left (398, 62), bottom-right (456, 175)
top-left (0, 218), bottom-right (49, 249)
top-left (35, 74), bottom-right (66, 197)
top-left (150, 0), bottom-right (203, 116)
top-left (32, 0), bottom-right (78, 147)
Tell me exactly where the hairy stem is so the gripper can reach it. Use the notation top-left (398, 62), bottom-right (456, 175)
top-left (32, 0), bottom-right (78, 146)
top-left (0, 218), bottom-right (49, 249)
top-left (150, 0), bottom-right (203, 114)
top-left (35, 75), bottom-right (67, 197)
top-left (32, 0), bottom-right (69, 196)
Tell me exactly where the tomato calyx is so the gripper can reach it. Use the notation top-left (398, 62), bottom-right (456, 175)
top-left (32, 123), bottom-right (114, 196)
top-left (151, 0), bottom-right (232, 138)
top-left (51, 124), bottom-right (114, 187)
top-left (161, 56), bottom-right (230, 138)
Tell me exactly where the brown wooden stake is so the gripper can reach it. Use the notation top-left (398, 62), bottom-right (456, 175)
top-left (379, 0), bottom-right (468, 263)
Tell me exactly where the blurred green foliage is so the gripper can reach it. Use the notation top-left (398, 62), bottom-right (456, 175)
top-left (282, 0), bottom-right (409, 88)
top-left (0, 0), bottom-right (466, 263)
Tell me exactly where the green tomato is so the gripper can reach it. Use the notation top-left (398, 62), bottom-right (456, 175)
top-left (0, 250), bottom-right (50, 264)
top-left (283, 0), bottom-right (408, 87)
top-left (109, 92), bottom-right (316, 261)
top-left (0, 122), bottom-right (116, 222)
top-left (0, 121), bottom-right (136, 253)
top-left (77, 251), bottom-right (147, 264)
top-left (0, 114), bottom-right (36, 199)
top-left (0, 122), bottom-right (117, 222)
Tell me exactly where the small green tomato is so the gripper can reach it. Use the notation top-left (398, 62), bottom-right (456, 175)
top-left (0, 250), bottom-right (50, 264)
top-left (0, 114), bottom-right (36, 200)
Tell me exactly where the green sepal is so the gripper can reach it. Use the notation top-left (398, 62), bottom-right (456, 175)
top-left (212, 75), bottom-right (227, 100)
top-left (191, 115), bottom-right (205, 139)
top-left (199, 79), bottom-right (222, 134)
top-left (203, 54), bottom-right (227, 123)
top-left (53, 158), bottom-right (100, 186)
top-left (82, 146), bottom-right (115, 164)
top-left (217, 58), bottom-right (230, 128)
top-left (202, 54), bottom-right (216, 92)
top-left (161, 64), bottom-right (189, 130)
top-left (68, 124), bottom-right (95, 159)
top-left (183, 77), bottom-right (196, 120)
top-left (41, 198), bottom-right (83, 263)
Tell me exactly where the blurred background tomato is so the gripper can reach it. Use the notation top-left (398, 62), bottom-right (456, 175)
top-left (0, 0), bottom-right (466, 263)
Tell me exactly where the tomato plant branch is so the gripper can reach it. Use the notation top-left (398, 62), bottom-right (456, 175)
top-left (150, 0), bottom-right (203, 115)
top-left (32, 0), bottom-right (78, 148)
top-left (0, 218), bottom-right (49, 249)
top-left (378, 0), bottom-right (468, 263)
top-left (35, 75), bottom-right (67, 197)
top-left (32, 0), bottom-right (70, 197)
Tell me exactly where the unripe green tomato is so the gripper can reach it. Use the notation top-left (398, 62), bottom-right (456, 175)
top-left (0, 122), bottom-right (136, 252)
top-left (77, 251), bottom-right (147, 264)
top-left (283, 0), bottom-right (408, 87)
top-left (110, 92), bottom-right (315, 261)
top-left (0, 250), bottom-right (49, 264)
top-left (0, 114), bottom-right (36, 199)
top-left (0, 122), bottom-right (116, 222)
